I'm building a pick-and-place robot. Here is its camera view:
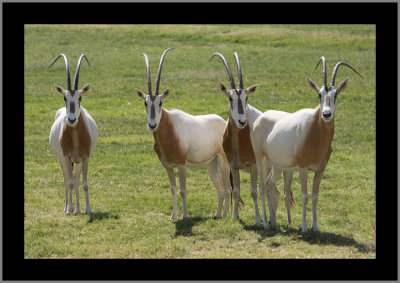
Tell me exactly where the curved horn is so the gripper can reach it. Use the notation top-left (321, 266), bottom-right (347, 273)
top-left (142, 53), bottom-right (152, 95)
top-left (74, 54), bottom-right (90, 90)
top-left (49, 53), bottom-right (71, 91)
top-left (233, 52), bottom-right (244, 89)
top-left (330, 62), bottom-right (364, 87)
top-left (208, 52), bottom-right (236, 90)
top-left (313, 56), bottom-right (327, 90)
top-left (154, 48), bottom-right (174, 96)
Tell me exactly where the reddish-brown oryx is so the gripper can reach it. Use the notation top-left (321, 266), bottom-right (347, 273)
top-left (209, 52), bottom-right (294, 226)
top-left (251, 56), bottom-right (363, 231)
top-left (49, 54), bottom-right (98, 215)
top-left (135, 48), bottom-right (231, 220)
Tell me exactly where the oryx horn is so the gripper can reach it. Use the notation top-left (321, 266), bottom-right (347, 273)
top-left (154, 48), bottom-right (174, 96)
top-left (233, 52), bottom-right (244, 89)
top-left (314, 56), bottom-right (327, 91)
top-left (74, 54), bottom-right (90, 90)
top-left (330, 62), bottom-right (363, 87)
top-left (49, 53), bottom-right (71, 91)
top-left (142, 53), bottom-right (152, 95)
top-left (208, 52), bottom-right (236, 90)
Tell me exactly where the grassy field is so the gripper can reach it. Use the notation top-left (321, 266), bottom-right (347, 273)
top-left (24, 24), bottom-right (375, 258)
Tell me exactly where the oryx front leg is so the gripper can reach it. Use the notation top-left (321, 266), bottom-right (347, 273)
top-left (207, 158), bottom-right (225, 218)
top-left (266, 166), bottom-right (282, 228)
top-left (178, 166), bottom-right (189, 219)
top-left (231, 169), bottom-right (241, 219)
top-left (166, 167), bottom-right (179, 220)
top-left (73, 162), bottom-right (83, 215)
top-left (311, 170), bottom-right (324, 232)
top-left (250, 164), bottom-right (262, 225)
top-left (81, 157), bottom-right (92, 215)
top-left (299, 169), bottom-right (309, 232)
top-left (60, 156), bottom-right (74, 215)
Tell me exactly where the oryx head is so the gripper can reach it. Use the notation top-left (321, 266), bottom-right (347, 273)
top-left (209, 52), bottom-right (258, 129)
top-left (307, 56), bottom-right (363, 122)
top-left (136, 48), bottom-right (173, 131)
top-left (49, 54), bottom-right (90, 127)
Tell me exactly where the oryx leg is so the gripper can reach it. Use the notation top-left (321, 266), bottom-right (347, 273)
top-left (60, 156), bottom-right (74, 215)
top-left (266, 166), bottom-right (282, 228)
top-left (165, 167), bottom-right (179, 220)
top-left (299, 168), bottom-right (309, 232)
top-left (256, 155), bottom-right (269, 229)
top-left (218, 154), bottom-right (231, 218)
top-left (231, 169), bottom-right (241, 219)
top-left (250, 163), bottom-right (262, 226)
top-left (311, 170), bottom-right (324, 232)
top-left (207, 157), bottom-right (225, 218)
top-left (81, 157), bottom-right (92, 215)
top-left (283, 171), bottom-right (294, 225)
top-left (73, 162), bottom-right (83, 215)
top-left (178, 166), bottom-right (189, 219)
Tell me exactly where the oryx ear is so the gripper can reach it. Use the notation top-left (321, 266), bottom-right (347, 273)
top-left (218, 81), bottom-right (230, 97)
top-left (160, 88), bottom-right (170, 101)
top-left (335, 78), bottom-right (349, 96)
top-left (246, 84), bottom-right (259, 94)
top-left (54, 85), bottom-right (67, 96)
top-left (135, 89), bottom-right (147, 100)
top-left (79, 84), bottom-right (90, 95)
top-left (306, 77), bottom-right (320, 94)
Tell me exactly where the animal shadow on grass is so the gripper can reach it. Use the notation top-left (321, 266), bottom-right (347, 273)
top-left (87, 211), bottom-right (119, 223)
top-left (240, 220), bottom-right (373, 253)
top-left (173, 216), bottom-right (212, 238)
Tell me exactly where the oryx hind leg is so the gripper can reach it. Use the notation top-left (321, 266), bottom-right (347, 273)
top-left (266, 166), bottom-right (282, 228)
top-left (250, 163), bottom-right (262, 226)
top-left (283, 171), bottom-right (294, 225)
top-left (207, 157), bottom-right (225, 218)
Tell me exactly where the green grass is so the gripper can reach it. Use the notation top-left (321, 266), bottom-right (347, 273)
top-left (24, 24), bottom-right (376, 258)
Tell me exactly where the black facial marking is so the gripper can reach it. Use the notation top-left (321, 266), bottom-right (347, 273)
top-left (150, 103), bottom-right (156, 119)
top-left (70, 101), bottom-right (75, 113)
top-left (237, 96), bottom-right (244, 114)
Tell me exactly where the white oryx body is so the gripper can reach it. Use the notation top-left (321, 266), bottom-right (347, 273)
top-left (135, 48), bottom-right (231, 220)
top-left (251, 56), bottom-right (362, 231)
top-left (209, 52), bottom-right (294, 226)
top-left (48, 53), bottom-right (98, 215)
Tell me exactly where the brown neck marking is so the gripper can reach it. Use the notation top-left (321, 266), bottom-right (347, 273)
top-left (153, 109), bottom-right (187, 165)
top-left (223, 115), bottom-right (256, 169)
top-left (296, 106), bottom-right (334, 171)
top-left (61, 112), bottom-right (92, 163)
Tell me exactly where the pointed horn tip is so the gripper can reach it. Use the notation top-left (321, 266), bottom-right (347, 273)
top-left (208, 53), bottom-right (217, 63)
top-left (82, 55), bottom-right (91, 66)
top-left (313, 56), bottom-right (325, 72)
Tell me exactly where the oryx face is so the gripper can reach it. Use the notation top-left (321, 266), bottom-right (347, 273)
top-left (135, 48), bottom-right (174, 132)
top-left (54, 84), bottom-right (90, 127)
top-left (136, 89), bottom-right (170, 131)
top-left (49, 53), bottom-right (91, 127)
top-left (307, 77), bottom-right (349, 123)
top-left (209, 52), bottom-right (258, 129)
top-left (308, 56), bottom-right (362, 123)
top-left (219, 82), bottom-right (258, 128)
